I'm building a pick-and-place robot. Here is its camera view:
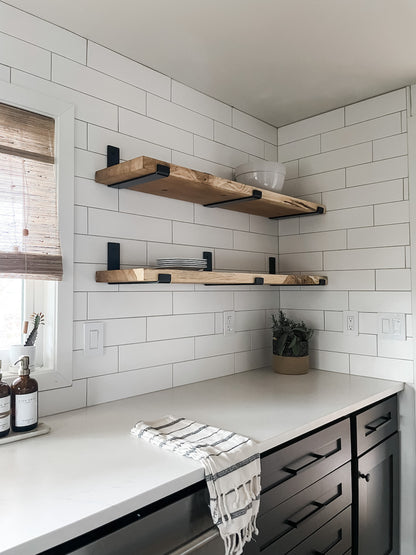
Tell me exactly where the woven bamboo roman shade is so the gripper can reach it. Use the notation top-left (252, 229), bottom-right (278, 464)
top-left (0, 102), bottom-right (62, 280)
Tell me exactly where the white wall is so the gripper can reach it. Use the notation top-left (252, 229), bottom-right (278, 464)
top-left (0, 2), bottom-right (280, 414)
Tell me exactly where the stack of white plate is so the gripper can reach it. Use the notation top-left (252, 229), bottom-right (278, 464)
top-left (156, 258), bottom-right (207, 270)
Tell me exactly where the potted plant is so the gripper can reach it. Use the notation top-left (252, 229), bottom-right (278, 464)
top-left (9, 313), bottom-right (45, 371)
top-left (272, 310), bottom-right (313, 375)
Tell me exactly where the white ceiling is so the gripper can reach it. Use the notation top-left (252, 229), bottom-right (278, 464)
top-left (5, 0), bottom-right (416, 127)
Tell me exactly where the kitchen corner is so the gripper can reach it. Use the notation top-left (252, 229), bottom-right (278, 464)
top-left (0, 367), bottom-right (403, 555)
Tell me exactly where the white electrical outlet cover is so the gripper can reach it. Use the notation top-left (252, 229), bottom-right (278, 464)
top-left (343, 311), bottom-right (358, 335)
top-left (377, 313), bottom-right (405, 341)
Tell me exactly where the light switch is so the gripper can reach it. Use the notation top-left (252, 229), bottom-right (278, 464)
top-left (84, 322), bottom-right (104, 356)
top-left (377, 313), bottom-right (405, 341)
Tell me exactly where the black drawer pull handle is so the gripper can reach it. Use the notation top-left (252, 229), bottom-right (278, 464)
top-left (283, 453), bottom-right (324, 476)
top-left (285, 486), bottom-right (342, 528)
top-left (359, 472), bottom-right (371, 482)
top-left (364, 412), bottom-right (391, 435)
top-left (313, 528), bottom-right (343, 555)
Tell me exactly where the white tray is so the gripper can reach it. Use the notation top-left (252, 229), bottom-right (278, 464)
top-left (0, 422), bottom-right (51, 445)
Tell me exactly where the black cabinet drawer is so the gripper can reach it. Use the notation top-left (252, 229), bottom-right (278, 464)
top-left (259, 463), bottom-right (351, 554)
top-left (262, 419), bottom-right (351, 502)
top-left (287, 506), bottom-right (351, 555)
top-left (355, 396), bottom-right (398, 456)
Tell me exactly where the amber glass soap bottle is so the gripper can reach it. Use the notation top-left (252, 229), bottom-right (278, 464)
top-left (0, 361), bottom-right (11, 437)
top-left (11, 356), bottom-right (38, 432)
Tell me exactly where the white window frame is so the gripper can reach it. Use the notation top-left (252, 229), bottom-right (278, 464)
top-left (0, 81), bottom-right (74, 390)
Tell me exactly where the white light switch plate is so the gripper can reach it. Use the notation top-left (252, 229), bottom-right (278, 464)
top-left (84, 322), bottom-right (104, 356)
top-left (377, 313), bottom-right (405, 341)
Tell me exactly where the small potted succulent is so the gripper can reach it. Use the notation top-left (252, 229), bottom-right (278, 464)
top-left (272, 310), bottom-right (313, 374)
top-left (9, 313), bottom-right (45, 371)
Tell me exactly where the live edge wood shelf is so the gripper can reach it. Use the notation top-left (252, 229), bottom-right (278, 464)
top-left (95, 151), bottom-right (326, 219)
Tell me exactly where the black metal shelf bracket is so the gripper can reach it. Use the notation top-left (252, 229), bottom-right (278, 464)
top-left (203, 189), bottom-right (262, 208)
top-left (269, 205), bottom-right (324, 220)
top-left (157, 273), bottom-right (171, 283)
top-left (269, 257), bottom-right (276, 275)
top-left (108, 242), bottom-right (121, 271)
top-left (105, 145), bottom-right (170, 190)
top-left (202, 251), bottom-right (213, 272)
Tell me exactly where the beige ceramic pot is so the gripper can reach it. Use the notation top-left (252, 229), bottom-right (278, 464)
top-left (272, 354), bottom-right (309, 375)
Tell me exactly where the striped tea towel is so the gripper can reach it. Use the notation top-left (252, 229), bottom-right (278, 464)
top-left (131, 415), bottom-right (261, 555)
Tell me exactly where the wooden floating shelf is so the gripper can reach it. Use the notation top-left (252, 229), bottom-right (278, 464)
top-left (96, 268), bottom-right (328, 286)
top-left (95, 154), bottom-right (326, 220)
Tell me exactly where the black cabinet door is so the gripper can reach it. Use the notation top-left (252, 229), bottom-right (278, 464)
top-left (357, 432), bottom-right (399, 555)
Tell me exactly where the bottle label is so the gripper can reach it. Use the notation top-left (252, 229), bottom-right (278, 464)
top-left (15, 392), bottom-right (37, 427)
top-left (0, 396), bottom-right (10, 432)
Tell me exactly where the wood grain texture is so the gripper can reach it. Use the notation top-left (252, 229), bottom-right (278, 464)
top-left (95, 156), bottom-right (326, 218)
top-left (96, 267), bottom-right (327, 286)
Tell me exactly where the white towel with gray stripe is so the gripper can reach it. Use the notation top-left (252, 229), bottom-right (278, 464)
top-left (131, 415), bottom-right (261, 555)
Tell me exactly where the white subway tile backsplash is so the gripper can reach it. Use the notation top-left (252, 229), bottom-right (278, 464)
top-left (299, 142), bottom-right (372, 177)
top-left (282, 169), bottom-right (345, 197)
top-left (74, 293), bottom-right (87, 321)
top-left (265, 142), bottom-right (278, 161)
top-left (89, 292), bottom-right (172, 319)
top-left (172, 151), bottom-right (233, 180)
top-left (310, 350), bottom-right (349, 374)
top-left (325, 311), bottom-right (343, 332)
top-left (235, 290), bottom-right (279, 311)
top-left (195, 332), bottom-right (250, 358)
top-left (345, 89), bottom-right (406, 125)
top-left (40, 379), bottom-right (87, 417)
top-left (173, 222), bottom-right (233, 249)
top-left (278, 108), bottom-right (344, 145)
top-left (235, 310), bottom-right (266, 331)
top-left (88, 208), bottom-right (171, 243)
top-left (300, 206), bottom-right (373, 234)
top-left (12, 70), bottom-right (118, 130)
top-left (350, 355), bottom-right (413, 382)
top-left (87, 42), bottom-right (170, 99)
top-left (73, 318), bottom-right (146, 349)
top-left (283, 309), bottom-right (325, 330)
top-left (74, 234), bottom-right (146, 266)
top-left (173, 355), bottom-right (235, 386)
top-left (194, 136), bottom-right (248, 168)
top-left (374, 201), bottom-right (409, 225)
top-left (349, 291), bottom-right (411, 313)
top-left (348, 223), bottom-right (409, 249)
top-left (75, 177), bottom-right (118, 211)
top-left (278, 135), bottom-right (320, 163)
top-left (120, 338), bottom-right (194, 371)
top-left (0, 2), bottom-right (86, 63)
top-left (173, 292), bottom-right (233, 314)
top-left (376, 269), bottom-right (411, 290)
top-left (278, 218), bottom-right (300, 237)
top-left (311, 330), bottom-right (376, 356)
top-left (234, 231), bottom-right (277, 253)
top-left (321, 113), bottom-right (401, 152)
top-left (147, 313), bottom-right (214, 341)
top-left (251, 329), bottom-right (271, 349)
top-left (232, 109), bottom-right (277, 144)
top-left (119, 189), bottom-right (193, 222)
top-left (373, 133), bottom-right (407, 161)
top-left (377, 339), bottom-right (413, 361)
top-left (52, 55), bottom-right (146, 113)
top-left (359, 313), bottom-right (378, 334)
top-left (0, 63), bottom-right (10, 82)
top-left (88, 124), bottom-right (171, 163)
top-left (119, 108), bottom-right (193, 154)
top-left (195, 204), bottom-right (249, 231)
top-left (235, 349), bottom-right (270, 373)
top-left (215, 249), bottom-right (266, 272)
top-left (322, 270), bottom-right (375, 291)
top-left (73, 346), bottom-right (119, 379)
top-left (280, 230), bottom-right (346, 254)
top-left (74, 263), bottom-right (117, 292)
top-left (75, 120), bottom-right (87, 149)
top-left (214, 122), bottom-right (265, 158)
top-left (87, 365), bottom-right (172, 405)
top-left (249, 215), bottom-right (278, 236)
top-left (0, 31), bottom-right (50, 79)
top-left (280, 291), bottom-right (348, 311)
top-left (324, 247), bottom-right (405, 270)
top-left (284, 160), bottom-right (299, 179)
top-left (172, 81), bottom-right (232, 124)
top-left (346, 156), bottom-right (408, 187)
top-left (148, 94), bottom-right (213, 138)
top-left (323, 180), bottom-right (403, 210)
top-left (278, 252), bottom-right (323, 272)
top-left (75, 149), bottom-right (106, 179)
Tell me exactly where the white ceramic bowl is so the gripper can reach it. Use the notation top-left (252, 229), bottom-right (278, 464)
top-left (234, 160), bottom-right (286, 192)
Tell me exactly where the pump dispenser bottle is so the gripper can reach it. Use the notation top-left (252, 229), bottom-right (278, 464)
top-left (0, 361), bottom-right (11, 437)
top-left (11, 356), bottom-right (38, 432)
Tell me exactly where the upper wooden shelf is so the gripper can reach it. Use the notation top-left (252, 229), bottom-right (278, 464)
top-left (95, 154), bottom-right (326, 219)
top-left (96, 267), bottom-right (328, 286)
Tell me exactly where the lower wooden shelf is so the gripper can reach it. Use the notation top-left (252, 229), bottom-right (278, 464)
top-left (95, 268), bottom-right (328, 286)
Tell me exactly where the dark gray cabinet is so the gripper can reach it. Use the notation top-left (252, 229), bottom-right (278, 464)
top-left (353, 397), bottom-right (399, 555)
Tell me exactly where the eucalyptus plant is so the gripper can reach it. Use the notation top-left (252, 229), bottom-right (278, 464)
top-left (272, 310), bottom-right (313, 357)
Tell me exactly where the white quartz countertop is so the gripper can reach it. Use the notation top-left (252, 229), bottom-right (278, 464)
top-left (0, 368), bottom-right (403, 555)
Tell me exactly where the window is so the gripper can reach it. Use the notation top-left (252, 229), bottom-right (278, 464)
top-left (0, 82), bottom-right (74, 389)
